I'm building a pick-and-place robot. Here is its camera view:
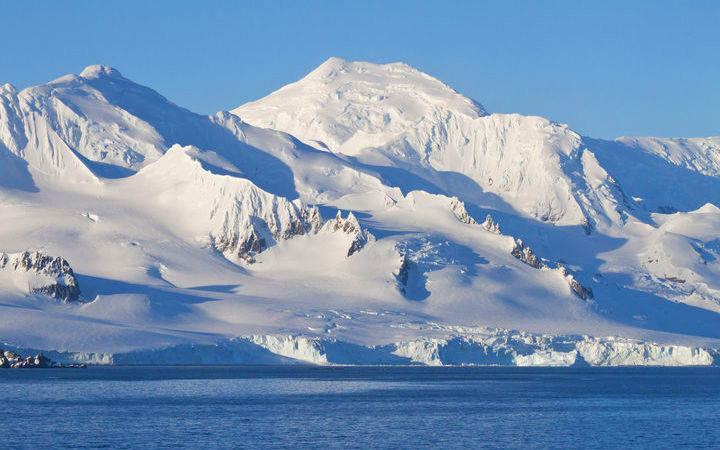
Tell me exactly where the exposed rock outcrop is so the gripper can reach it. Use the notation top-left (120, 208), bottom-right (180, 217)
top-left (0, 251), bottom-right (82, 302)
top-left (0, 348), bottom-right (85, 368)
top-left (450, 197), bottom-right (478, 225)
top-left (450, 198), bottom-right (504, 235)
top-left (135, 145), bottom-right (324, 264)
top-left (212, 205), bottom-right (318, 263)
top-left (509, 241), bottom-right (593, 300)
top-left (395, 253), bottom-right (411, 294)
top-left (558, 265), bottom-right (594, 300)
top-left (323, 211), bottom-right (374, 257)
top-left (302, 205), bottom-right (324, 234)
top-left (481, 214), bottom-right (502, 234)
top-left (510, 239), bottom-right (545, 269)
top-left (209, 194), bottom-right (321, 263)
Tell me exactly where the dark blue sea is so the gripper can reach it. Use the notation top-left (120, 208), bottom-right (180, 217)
top-left (1, 366), bottom-right (719, 449)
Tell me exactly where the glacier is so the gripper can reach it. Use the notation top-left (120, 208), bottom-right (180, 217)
top-left (1, 59), bottom-right (720, 366)
top-left (6, 331), bottom-right (718, 367)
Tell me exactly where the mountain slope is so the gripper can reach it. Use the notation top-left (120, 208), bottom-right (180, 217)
top-left (127, 144), bottom-right (322, 262)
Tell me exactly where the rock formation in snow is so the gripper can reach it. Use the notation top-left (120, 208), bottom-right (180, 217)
top-left (0, 251), bottom-right (82, 302)
top-left (0, 347), bottom-right (84, 368)
top-left (321, 211), bottom-right (374, 257)
top-left (509, 240), bottom-right (593, 299)
top-left (557, 265), bottom-right (594, 300)
top-left (510, 239), bottom-right (545, 269)
top-left (481, 214), bottom-right (502, 234)
top-left (395, 253), bottom-right (411, 294)
top-left (450, 197), bottom-right (478, 225)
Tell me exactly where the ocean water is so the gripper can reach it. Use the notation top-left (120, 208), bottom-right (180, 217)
top-left (1, 366), bottom-right (719, 449)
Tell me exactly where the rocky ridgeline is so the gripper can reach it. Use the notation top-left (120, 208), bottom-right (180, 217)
top-left (323, 211), bottom-right (374, 257)
top-left (449, 198), bottom-right (502, 233)
top-left (510, 239), bottom-right (545, 269)
top-left (0, 251), bottom-right (83, 302)
top-left (0, 348), bottom-right (85, 368)
top-left (558, 265), bottom-right (594, 300)
top-left (510, 239), bottom-right (594, 300)
top-left (481, 214), bottom-right (502, 234)
top-left (131, 144), bottom-right (329, 265)
top-left (450, 198), bottom-right (478, 225)
top-left (215, 205), bottom-right (375, 262)
top-left (446, 201), bottom-right (593, 301)
top-left (212, 202), bottom-right (323, 263)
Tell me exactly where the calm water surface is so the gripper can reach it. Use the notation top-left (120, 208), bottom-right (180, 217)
top-left (1, 366), bottom-right (719, 449)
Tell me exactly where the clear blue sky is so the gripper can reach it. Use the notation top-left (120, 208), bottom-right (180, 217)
top-left (1, 1), bottom-right (718, 139)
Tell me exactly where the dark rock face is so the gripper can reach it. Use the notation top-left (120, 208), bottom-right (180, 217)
top-left (558, 266), bottom-right (594, 300)
top-left (396, 254), bottom-right (410, 294)
top-left (450, 198), bottom-right (504, 235)
top-left (511, 239), bottom-right (545, 269)
top-left (347, 235), bottom-right (366, 257)
top-left (328, 210), bottom-right (360, 234)
top-left (665, 276), bottom-right (686, 284)
top-left (214, 205), bottom-right (323, 263)
top-left (0, 251), bottom-right (82, 302)
top-left (325, 211), bottom-right (373, 257)
top-left (214, 223), bottom-right (268, 263)
top-left (238, 230), bottom-right (267, 256)
top-left (509, 240), bottom-right (594, 301)
top-left (0, 348), bottom-right (85, 369)
top-left (301, 206), bottom-right (324, 234)
top-left (216, 206), bottom-right (371, 262)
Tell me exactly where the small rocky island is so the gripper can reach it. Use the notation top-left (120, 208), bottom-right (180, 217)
top-left (0, 348), bottom-right (85, 369)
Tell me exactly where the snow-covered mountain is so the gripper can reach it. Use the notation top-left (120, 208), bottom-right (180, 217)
top-left (233, 58), bottom-right (610, 230)
top-left (1, 59), bottom-right (720, 366)
top-left (234, 58), bottom-right (720, 232)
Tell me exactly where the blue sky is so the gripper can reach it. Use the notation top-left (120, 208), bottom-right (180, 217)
top-left (1, 1), bottom-right (718, 139)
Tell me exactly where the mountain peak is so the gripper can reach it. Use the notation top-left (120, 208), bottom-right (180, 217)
top-left (307, 57), bottom-right (418, 81)
top-left (234, 57), bottom-right (488, 154)
top-left (317, 56), bottom-right (348, 69)
top-left (1, 83), bottom-right (17, 94)
top-left (79, 65), bottom-right (124, 80)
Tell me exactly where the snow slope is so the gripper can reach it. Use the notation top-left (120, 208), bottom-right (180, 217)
top-left (1, 60), bottom-right (720, 365)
